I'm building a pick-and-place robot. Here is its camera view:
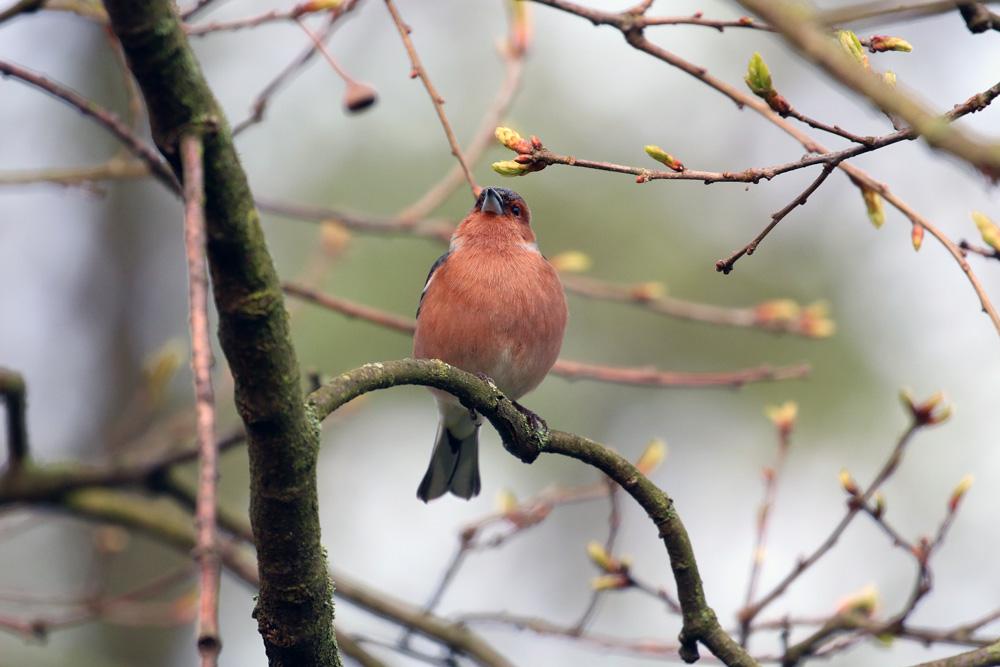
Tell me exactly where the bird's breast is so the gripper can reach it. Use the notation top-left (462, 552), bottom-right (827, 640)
top-left (414, 245), bottom-right (568, 400)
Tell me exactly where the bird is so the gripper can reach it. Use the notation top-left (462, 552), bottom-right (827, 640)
top-left (413, 186), bottom-right (568, 502)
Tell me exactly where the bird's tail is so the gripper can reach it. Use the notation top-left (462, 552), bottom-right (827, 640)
top-left (417, 414), bottom-right (481, 502)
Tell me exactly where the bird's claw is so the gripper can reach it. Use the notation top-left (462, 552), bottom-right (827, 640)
top-left (513, 401), bottom-right (548, 434)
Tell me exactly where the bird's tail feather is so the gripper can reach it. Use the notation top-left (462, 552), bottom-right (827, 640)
top-left (417, 422), bottom-right (481, 502)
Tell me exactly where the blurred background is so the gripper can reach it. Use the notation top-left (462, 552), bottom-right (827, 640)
top-left (1, 0), bottom-right (999, 665)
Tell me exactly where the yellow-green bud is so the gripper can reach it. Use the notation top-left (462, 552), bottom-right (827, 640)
top-left (838, 30), bottom-right (871, 70)
top-left (861, 186), bottom-right (885, 228)
top-left (644, 145), bottom-right (684, 171)
top-left (870, 35), bottom-right (913, 53)
top-left (635, 438), bottom-right (667, 475)
top-left (744, 52), bottom-right (773, 96)
top-left (491, 160), bottom-right (530, 177)
top-left (495, 126), bottom-right (532, 154)
top-left (972, 211), bottom-right (1000, 251)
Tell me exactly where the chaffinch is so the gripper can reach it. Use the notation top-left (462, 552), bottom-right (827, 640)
top-left (413, 186), bottom-right (568, 502)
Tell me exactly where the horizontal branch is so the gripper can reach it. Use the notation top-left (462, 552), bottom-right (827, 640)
top-left (283, 283), bottom-right (812, 387)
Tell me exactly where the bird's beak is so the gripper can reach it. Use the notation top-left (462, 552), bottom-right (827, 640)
top-left (481, 188), bottom-right (503, 215)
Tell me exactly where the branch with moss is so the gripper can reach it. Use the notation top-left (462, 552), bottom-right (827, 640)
top-left (100, 0), bottom-right (340, 664)
top-left (307, 357), bottom-right (759, 666)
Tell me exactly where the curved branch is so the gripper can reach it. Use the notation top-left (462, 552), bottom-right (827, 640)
top-left (308, 358), bottom-right (760, 666)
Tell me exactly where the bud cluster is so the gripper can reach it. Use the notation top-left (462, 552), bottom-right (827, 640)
top-left (492, 126), bottom-right (547, 177)
top-left (587, 541), bottom-right (633, 590)
top-left (753, 299), bottom-right (836, 338)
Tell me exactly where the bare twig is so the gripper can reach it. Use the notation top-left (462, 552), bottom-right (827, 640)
top-left (398, 34), bottom-right (526, 220)
top-left (552, 358), bottom-right (810, 388)
top-left (460, 611), bottom-right (682, 657)
top-left (181, 134), bottom-right (221, 667)
top-left (819, 0), bottom-right (984, 26)
top-left (186, 7), bottom-right (301, 34)
top-left (740, 406), bottom-right (795, 645)
top-left (739, 422), bottom-right (923, 627)
top-left (0, 59), bottom-right (180, 193)
top-left (0, 160), bottom-right (152, 188)
top-left (717, 163), bottom-right (837, 274)
top-left (785, 108), bottom-right (877, 146)
top-left (229, 7), bottom-right (361, 135)
top-left (384, 0), bottom-right (478, 197)
top-left (282, 283), bottom-right (417, 333)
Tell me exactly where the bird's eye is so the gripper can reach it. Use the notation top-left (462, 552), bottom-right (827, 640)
top-left (511, 205), bottom-right (521, 217)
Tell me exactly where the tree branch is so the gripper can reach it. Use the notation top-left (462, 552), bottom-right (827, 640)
top-left (735, 0), bottom-right (1000, 181)
top-left (181, 133), bottom-right (222, 667)
top-left (308, 358), bottom-right (760, 666)
top-left (0, 58), bottom-right (180, 193)
top-left (100, 1), bottom-right (341, 664)
top-left (0, 367), bottom-right (28, 468)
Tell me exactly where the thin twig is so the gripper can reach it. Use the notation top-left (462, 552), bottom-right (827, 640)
top-left (0, 160), bottom-right (152, 188)
top-left (717, 163), bottom-right (837, 274)
top-left (460, 611), bottom-right (682, 657)
top-left (0, 59), bottom-right (180, 193)
top-left (186, 7), bottom-right (301, 35)
top-left (785, 109), bottom-right (877, 146)
top-left (818, 0), bottom-right (979, 26)
top-left (526, 0), bottom-right (1000, 338)
top-left (571, 478), bottom-right (621, 633)
top-left (739, 422), bottom-right (923, 627)
top-left (181, 134), bottom-right (221, 667)
top-left (294, 17), bottom-right (359, 85)
top-left (740, 410), bottom-right (794, 645)
top-left (398, 37), bottom-right (526, 220)
top-left (230, 9), bottom-right (351, 135)
top-left (384, 0), bottom-right (478, 197)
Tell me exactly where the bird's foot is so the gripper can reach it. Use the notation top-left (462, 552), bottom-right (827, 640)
top-left (513, 401), bottom-right (548, 434)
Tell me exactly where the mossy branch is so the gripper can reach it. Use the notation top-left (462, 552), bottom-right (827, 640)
top-left (100, 1), bottom-right (339, 664)
top-left (309, 358), bottom-right (760, 666)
